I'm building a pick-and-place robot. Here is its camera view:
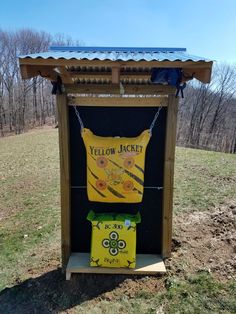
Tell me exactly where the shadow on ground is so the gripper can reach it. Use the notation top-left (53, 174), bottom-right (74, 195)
top-left (0, 268), bottom-right (129, 313)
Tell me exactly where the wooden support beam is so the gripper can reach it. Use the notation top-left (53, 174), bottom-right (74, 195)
top-left (72, 74), bottom-right (150, 81)
top-left (58, 66), bottom-right (74, 84)
top-left (20, 64), bottom-right (58, 80)
top-left (65, 84), bottom-right (175, 95)
top-left (112, 66), bottom-right (120, 84)
top-left (183, 67), bottom-right (212, 83)
top-left (68, 96), bottom-right (167, 107)
top-left (20, 65), bottom-right (28, 78)
top-left (68, 67), bottom-right (151, 84)
top-left (68, 69), bottom-right (150, 81)
top-left (69, 70), bottom-right (150, 76)
top-left (71, 73), bottom-right (111, 79)
top-left (57, 94), bottom-right (71, 269)
top-left (162, 94), bottom-right (178, 259)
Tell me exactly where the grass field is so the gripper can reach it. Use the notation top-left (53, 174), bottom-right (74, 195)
top-left (0, 128), bottom-right (235, 313)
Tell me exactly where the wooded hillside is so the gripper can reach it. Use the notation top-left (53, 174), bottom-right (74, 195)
top-left (177, 65), bottom-right (236, 153)
top-left (0, 29), bottom-right (80, 135)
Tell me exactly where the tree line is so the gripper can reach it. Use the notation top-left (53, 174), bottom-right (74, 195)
top-left (177, 64), bottom-right (236, 153)
top-left (0, 29), bottom-right (235, 153)
top-left (0, 29), bottom-right (80, 136)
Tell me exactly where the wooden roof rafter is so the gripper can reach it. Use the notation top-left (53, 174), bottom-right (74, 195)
top-left (19, 47), bottom-right (213, 84)
top-left (19, 63), bottom-right (213, 85)
top-left (20, 64), bottom-right (59, 81)
top-left (19, 59), bottom-right (213, 82)
top-left (57, 66), bottom-right (74, 84)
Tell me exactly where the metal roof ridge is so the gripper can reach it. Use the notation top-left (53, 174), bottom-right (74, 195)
top-left (49, 46), bottom-right (187, 53)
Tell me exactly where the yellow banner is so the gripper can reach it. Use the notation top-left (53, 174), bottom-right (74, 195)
top-left (82, 128), bottom-right (151, 203)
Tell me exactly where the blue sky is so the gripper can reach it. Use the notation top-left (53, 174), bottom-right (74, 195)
top-left (0, 0), bottom-right (236, 62)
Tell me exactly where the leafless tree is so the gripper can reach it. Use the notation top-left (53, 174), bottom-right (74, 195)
top-left (0, 28), bottom-right (81, 135)
top-left (51, 33), bottom-right (83, 47)
top-left (177, 63), bottom-right (236, 153)
top-left (0, 28), bottom-right (235, 153)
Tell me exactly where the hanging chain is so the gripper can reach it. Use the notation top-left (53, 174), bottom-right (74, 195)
top-left (73, 104), bottom-right (162, 135)
top-left (149, 106), bottom-right (162, 135)
top-left (73, 106), bottom-right (84, 133)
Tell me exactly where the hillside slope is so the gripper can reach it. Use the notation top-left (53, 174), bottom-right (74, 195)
top-left (0, 128), bottom-right (235, 313)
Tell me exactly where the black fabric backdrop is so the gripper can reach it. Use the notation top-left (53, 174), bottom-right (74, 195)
top-left (69, 106), bottom-right (167, 254)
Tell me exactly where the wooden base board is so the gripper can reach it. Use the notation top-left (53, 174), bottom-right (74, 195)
top-left (66, 252), bottom-right (166, 280)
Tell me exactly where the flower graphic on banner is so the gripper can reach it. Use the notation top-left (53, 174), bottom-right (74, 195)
top-left (102, 231), bottom-right (126, 256)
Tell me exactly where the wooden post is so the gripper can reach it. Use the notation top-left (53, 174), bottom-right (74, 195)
top-left (112, 66), bottom-right (120, 84)
top-left (56, 94), bottom-right (71, 269)
top-left (162, 94), bottom-right (178, 258)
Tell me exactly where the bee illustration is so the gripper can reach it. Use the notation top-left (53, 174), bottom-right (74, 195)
top-left (105, 168), bottom-right (124, 185)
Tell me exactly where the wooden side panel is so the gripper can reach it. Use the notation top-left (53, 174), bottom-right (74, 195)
top-left (57, 94), bottom-right (71, 269)
top-left (162, 95), bottom-right (178, 258)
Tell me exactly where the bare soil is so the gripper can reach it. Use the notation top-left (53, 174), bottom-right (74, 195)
top-left (168, 200), bottom-right (236, 281)
top-left (99, 199), bottom-right (236, 301)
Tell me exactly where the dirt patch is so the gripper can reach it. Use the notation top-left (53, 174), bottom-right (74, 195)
top-left (167, 200), bottom-right (236, 280)
top-left (71, 201), bottom-right (235, 302)
top-left (100, 276), bottom-right (165, 301)
top-left (0, 270), bottom-right (165, 314)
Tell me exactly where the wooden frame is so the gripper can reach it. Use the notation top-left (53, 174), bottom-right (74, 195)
top-left (68, 96), bottom-right (168, 107)
top-left (19, 51), bottom-right (212, 279)
top-left (162, 94), bottom-right (178, 258)
top-left (58, 87), bottom-right (177, 269)
top-left (57, 94), bottom-right (71, 268)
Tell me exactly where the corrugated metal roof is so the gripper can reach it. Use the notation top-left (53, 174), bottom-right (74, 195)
top-left (19, 46), bottom-right (210, 62)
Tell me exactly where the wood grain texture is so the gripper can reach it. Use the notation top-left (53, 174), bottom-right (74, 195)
top-left (162, 95), bottom-right (178, 258)
top-left (57, 94), bottom-right (71, 269)
top-left (111, 66), bottom-right (120, 84)
top-left (59, 66), bottom-right (73, 84)
top-left (68, 96), bottom-right (168, 107)
top-left (20, 64), bottom-right (57, 80)
top-left (65, 84), bottom-right (175, 95)
top-left (66, 253), bottom-right (166, 278)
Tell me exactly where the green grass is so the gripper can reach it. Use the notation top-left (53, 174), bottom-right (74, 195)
top-left (162, 273), bottom-right (236, 314)
top-left (77, 273), bottom-right (236, 313)
top-left (0, 128), bottom-right (236, 313)
top-left (174, 147), bottom-right (236, 212)
top-left (0, 129), bottom-right (60, 290)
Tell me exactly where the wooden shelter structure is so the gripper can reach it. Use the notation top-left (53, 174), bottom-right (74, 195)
top-left (19, 47), bottom-right (213, 279)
